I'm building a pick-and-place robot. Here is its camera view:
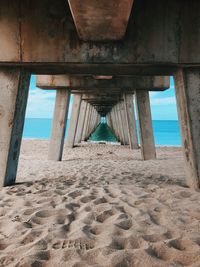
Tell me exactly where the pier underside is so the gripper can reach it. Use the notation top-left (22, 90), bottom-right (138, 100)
top-left (0, 0), bottom-right (199, 190)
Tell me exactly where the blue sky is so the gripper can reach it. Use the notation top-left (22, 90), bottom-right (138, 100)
top-left (26, 76), bottom-right (178, 120)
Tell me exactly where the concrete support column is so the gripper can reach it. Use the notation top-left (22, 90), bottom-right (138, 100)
top-left (96, 113), bottom-right (100, 128)
top-left (113, 106), bottom-right (120, 141)
top-left (120, 101), bottom-right (130, 145)
top-left (48, 89), bottom-right (70, 161)
top-left (86, 105), bottom-right (92, 139)
top-left (116, 103), bottom-right (125, 145)
top-left (135, 90), bottom-right (156, 160)
top-left (92, 110), bottom-right (98, 133)
top-left (89, 107), bottom-right (95, 137)
top-left (93, 111), bottom-right (97, 130)
top-left (113, 107), bottom-right (119, 140)
top-left (66, 94), bottom-right (82, 148)
top-left (88, 108), bottom-right (94, 136)
top-left (124, 94), bottom-right (139, 149)
top-left (107, 113), bottom-right (113, 131)
top-left (82, 103), bottom-right (90, 141)
top-left (110, 110), bottom-right (117, 139)
top-left (106, 113), bottom-right (111, 127)
top-left (75, 100), bottom-right (87, 144)
top-left (174, 68), bottom-right (200, 189)
top-left (110, 111), bottom-right (118, 138)
top-left (0, 69), bottom-right (30, 187)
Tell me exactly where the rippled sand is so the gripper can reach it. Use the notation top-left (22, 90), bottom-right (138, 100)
top-left (1, 140), bottom-right (200, 267)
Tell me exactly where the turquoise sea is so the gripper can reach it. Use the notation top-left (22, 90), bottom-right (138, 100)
top-left (23, 118), bottom-right (181, 146)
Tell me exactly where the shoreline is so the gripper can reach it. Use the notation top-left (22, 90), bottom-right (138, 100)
top-left (22, 138), bottom-right (182, 147)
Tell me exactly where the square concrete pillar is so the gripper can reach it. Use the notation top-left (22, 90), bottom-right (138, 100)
top-left (91, 111), bottom-right (98, 134)
top-left (110, 110), bottom-right (118, 139)
top-left (113, 106), bottom-right (120, 142)
top-left (0, 68), bottom-right (30, 187)
top-left (174, 68), bottom-right (200, 189)
top-left (116, 103), bottom-right (125, 145)
top-left (124, 94), bottom-right (139, 149)
top-left (88, 108), bottom-right (94, 137)
top-left (82, 103), bottom-right (90, 141)
top-left (85, 105), bottom-right (92, 140)
top-left (48, 89), bottom-right (70, 161)
top-left (135, 90), bottom-right (156, 160)
top-left (106, 113), bottom-right (113, 131)
top-left (66, 94), bottom-right (82, 148)
top-left (120, 101), bottom-right (130, 145)
top-left (75, 100), bottom-right (87, 144)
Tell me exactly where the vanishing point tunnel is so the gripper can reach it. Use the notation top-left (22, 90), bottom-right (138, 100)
top-left (0, 0), bottom-right (200, 190)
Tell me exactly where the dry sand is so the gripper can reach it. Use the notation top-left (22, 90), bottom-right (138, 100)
top-left (0, 140), bottom-right (200, 267)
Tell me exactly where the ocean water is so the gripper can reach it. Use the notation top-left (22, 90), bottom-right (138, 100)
top-left (23, 118), bottom-right (181, 146)
top-left (89, 123), bottom-right (117, 142)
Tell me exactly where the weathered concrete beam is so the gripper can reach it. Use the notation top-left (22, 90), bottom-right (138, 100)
top-left (174, 68), bottom-right (200, 189)
top-left (66, 94), bottom-right (82, 148)
top-left (0, 68), bottom-right (30, 187)
top-left (1, 0), bottom-right (200, 71)
top-left (48, 89), bottom-right (70, 161)
top-left (32, 65), bottom-right (175, 76)
top-left (36, 75), bottom-right (169, 91)
top-left (135, 90), bottom-right (156, 160)
top-left (82, 95), bottom-right (122, 103)
top-left (68, 0), bottom-right (134, 41)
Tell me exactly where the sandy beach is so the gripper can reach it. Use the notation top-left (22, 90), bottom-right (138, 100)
top-left (0, 140), bottom-right (200, 267)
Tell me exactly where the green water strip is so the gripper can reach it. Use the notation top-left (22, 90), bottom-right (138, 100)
top-left (88, 123), bottom-right (117, 142)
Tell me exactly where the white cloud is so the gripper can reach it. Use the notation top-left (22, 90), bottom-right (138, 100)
top-left (150, 96), bottom-right (176, 106)
top-left (149, 92), bottom-right (160, 98)
top-left (26, 88), bottom-right (56, 118)
top-left (26, 87), bottom-right (74, 119)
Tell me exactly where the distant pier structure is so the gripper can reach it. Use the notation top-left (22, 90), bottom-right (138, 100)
top-left (0, 0), bottom-right (199, 190)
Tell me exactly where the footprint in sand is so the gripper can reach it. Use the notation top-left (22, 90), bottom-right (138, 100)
top-left (65, 202), bottom-right (80, 212)
top-left (68, 190), bottom-right (82, 199)
top-left (143, 232), bottom-right (171, 243)
top-left (32, 250), bottom-right (50, 261)
top-left (52, 238), bottom-right (95, 251)
top-left (80, 195), bottom-right (96, 203)
top-left (168, 238), bottom-right (200, 252)
top-left (90, 225), bottom-right (102, 236)
top-left (34, 238), bottom-right (48, 251)
top-left (30, 209), bottom-right (69, 225)
top-left (115, 213), bottom-right (133, 230)
top-left (0, 256), bottom-right (15, 266)
top-left (63, 239), bottom-right (94, 250)
top-left (110, 235), bottom-right (148, 250)
top-left (93, 197), bottom-right (108, 205)
top-left (96, 208), bottom-right (115, 223)
top-left (146, 242), bottom-right (200, 266)
top-left (20, 229), bottom-right (43, 246)
top-left (0, 242), bottom-right (8, 251)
